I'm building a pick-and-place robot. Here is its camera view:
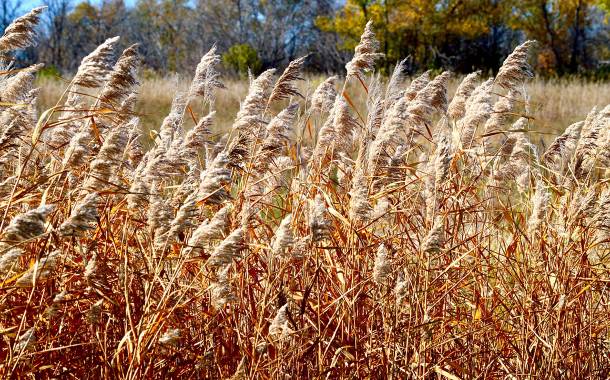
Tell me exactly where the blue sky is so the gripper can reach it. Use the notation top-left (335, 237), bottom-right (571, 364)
top-left (22, 0), bottom-right (137, 9)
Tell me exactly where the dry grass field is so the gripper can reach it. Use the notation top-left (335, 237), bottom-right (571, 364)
top-left (2, 9), bottom-right (610, 379)
top-left (37, 75), bottom-right (610, 144)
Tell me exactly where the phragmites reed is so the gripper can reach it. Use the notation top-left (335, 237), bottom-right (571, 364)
top-left (268, 55), bottom-right (307, 104)
top-left (3, 205), bottom-right (54, 242)
top-left (72, 36), bottom-right (120, 88)
top-left (126, 177), bottom-right (150, 211)
top-left (459, 78), bottom-right (493, 148)
top-left (59, 192), bottom-right (100, 235)
top-left (159, 329), bottom-right (181, 347)
top-left (385, 57), bottom-right (410, 103)
top-left (542, 121), bottom-right (584, 170)
top-left (98, 44), bottom-right (140, 108)
top-left (185, 203), bottom-right (232, 255)
top-left (1, 63), bottom-right (44, 103)
top-left (330, 97), bottom-right (359, 154)
top-left (255, 103), bottom-right (299, 173)
top-left (233, 69), bottom-right (276, 133)
top-left (3, 10), bottom-right (610, 377)
top-left (348, 131), bottom-right (372, 223)
top-left (528, 179), bottom-right (550, 233)
top-left (366, 78), bottom-right (384, 134)
top-left (309, 194), bottom-right (331, 242)
top-left (182, 111), bottom-right (214, 165)
top-left (271, 214), bottom-right (293, 257)
top-left (15, 250), bottom-right (59, 287)
top-left (373, 244), bottom-right (391, 284)
top-left (366, 94), bottom-right (409, 173)
top-left (573, 106), bottom-right (602, 180)
top-left (345, 20), bottom-right (383, 78)
top-left (447, 71), bottom-right (481, 120)
top-left (433, 129), bottom-right (453, 187)
top-left (188, 45), bottom-right (224, 105)
top-left (394, 272), bottom-right (409, 305)
top-left (310, 100), bottom-right (339, 164)
top-left (595, 188), bottom-right (610, 243)
top-left (62, 130), bottom-right (91, 169)
top-left (0, 108), bottom-right (29, 152)
top-left (167, 191), bottom-right (199, 242)
top-left (405, 71), bottom-right (451, 131)
top-left (421, 217), bottom-right (445, 253)
top-left (207, 226), bottom-right (244, 266)
top-left (198, 151), bottom-right (232, 204)
top-left (0, 7), bottom-right (45, 53)
top-left (404, 70), bottom-right (431, 101)
top-left (495, 40), bottom-right (536, 90)
top-left (45, 290), bottom-right (67, 318)
top-left (83, 122), bottom-right (130, 191)
top-left (0, 247), bottom-right (23, 276)
top-left (14, 328), bottom-right (36, 354)
top-left (210, 264), bottom-right (236, 309)
top-left (269, 304), bottom-right (292, 340)
top-left (147, 184), bottom-right (173, 246)
top-left (125, 117), bottom-right (144, 167)
top-left (157, 92), bottom-right (187, 148)
top-left (484, 89), bottom-right (521, 132)
top-left (310, 76), bottom-right (338, 114)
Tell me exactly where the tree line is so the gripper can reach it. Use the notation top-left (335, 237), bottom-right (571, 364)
top-left (2, 0), bottom-right (609, 77)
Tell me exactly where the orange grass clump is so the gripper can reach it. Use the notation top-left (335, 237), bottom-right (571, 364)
top-left (1, 9), bottom-right (610, 379)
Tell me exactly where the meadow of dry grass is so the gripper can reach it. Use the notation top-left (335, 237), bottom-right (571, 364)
top-left (37, 75), bottom-right (610, 144)
top-left (2, 9), bottom-right (610, 380)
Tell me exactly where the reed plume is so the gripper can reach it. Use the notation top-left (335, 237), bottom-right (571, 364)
top-left (189, 45), bottom-right (224, 106)
top-left (0, 7), bottom-right (45, 53)
top-left (495, 40), bottom-right (536, 90)
top-left (72, 36), bottom-right (120, 88)
top-left (268, 56), bottom-right (307, 104)
top-left (3, 205), bottom-right (54, 242)
top-left (345, 20), bottom-right (383, 78)
top-left (447, 71), bottom-right (480, 120)
top-left (310, 76), bottom-right (338, 114)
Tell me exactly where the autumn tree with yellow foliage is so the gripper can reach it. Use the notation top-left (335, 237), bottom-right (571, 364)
top-left (318, 0), bottom-right (610, 75)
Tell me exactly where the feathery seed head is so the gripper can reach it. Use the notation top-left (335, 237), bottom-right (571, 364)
top-left (72, 36), bottom-right (120, 88)
top-left (208, 226), bottom-right (244, 266)
top-left (211, 264), bottom-right (236, 309)
top-left (3, 205), bottom-right (54, 242)
top-left (0, 7), bottom-right (46, 52)
top-left (495, 40), bottom-right (536, 90)
top-left (345, 20), bottom-right (383, 78)
top-left (0, 247), bottom-right (23, 276)
top-left (310, 76), bottom-right (338, 114)
top-left (373, 244), bottom-right (391, 284)
top-left (59, 192), bottom-right (100, 235)
top-left (421, 217), bottom-right (445, 254)
top-left (448, 71), bottom-right (481, 120)
top-left (99, 44), bottom-right (141, 108)
top-left (269, 55), bottom-right (307, 104)
top-left (269, 304), bottom-right (292, 340)
top-left (189, 45), bottom-right (224, 105)
top-left (14, 327), bottom-right (36, 354)
top-left (271, 214), bottom-right (293, 257)
top-left (15, 250), bottom-right (59, 287)
top-left (309, 194), bottom-right (331, 242)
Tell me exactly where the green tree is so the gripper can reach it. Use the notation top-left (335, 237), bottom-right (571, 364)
top-left (222, 43), bottom-right (262, 76)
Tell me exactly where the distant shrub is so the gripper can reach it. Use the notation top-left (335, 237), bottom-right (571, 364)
top-left (37, 65), bottom-right (61, 79)
top-left (222, 43), bottom-right (262, 76)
